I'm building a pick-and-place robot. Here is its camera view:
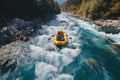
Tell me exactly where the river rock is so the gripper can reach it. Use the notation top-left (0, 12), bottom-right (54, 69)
top-left (94, 20), bottom-right (120, 28)
top-left (0, 18), bottom-right (35, 46)
top-left (0, 0), bottom-right (60, 47)
top-left (0, 40), bottom-right (27, 75)
top-left (19, 36), bottom-right (30, 42)
top-left (0, 59), bottom-right (17, 75)
top-left (94, 20), bottom-right (120, 34)
top-left (1, 27), bottom-right (8, 32)
top-left (112, 43), bottom-right (120, 48)
top-left (86, 58), bottom-right (99, 67)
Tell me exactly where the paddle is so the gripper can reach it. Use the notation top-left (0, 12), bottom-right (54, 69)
top-left (51, 35), bottom-right (54, 37)
top-left (69, 37), bottom-right (72, 39)
top-left (48, 35), bottom-right (54, 40)
top-left (48, 38), bottom-right (51, 40)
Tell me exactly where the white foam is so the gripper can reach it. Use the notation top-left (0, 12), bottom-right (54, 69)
top-left (34, 35), bottom-right (49, 48)
top-left (30, 13), bottom-right (98, 80)
top-left (92, 30), bottom-right (120, 44)
top-left (60, 48), bottom-right (80, 59)
top-left (105, 33), bottom-right (120, 44)
top-left (29, 45), bottom-right (44, 59)
top-left (35, 62), bottom-right (73, 80)
top-left (3, 12), bottom-right (116, 80)
top-left (57, 74), bottom-right (73, 80)
top-left (30, 44), bottom-right (75, 70)
top-left (27, 12), bottom-right (120, 80)
top-left (70, 17), bottom-right (120, 44)
top-left (45, 51), bottom-right (73, 70)
top-left (35, 62), bottom-right (57, 80)
top-left (44, 43), bottom-right (58, 51)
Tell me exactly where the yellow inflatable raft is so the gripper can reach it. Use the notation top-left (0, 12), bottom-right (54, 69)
top-left (53, 30), bottom-right (68, 46)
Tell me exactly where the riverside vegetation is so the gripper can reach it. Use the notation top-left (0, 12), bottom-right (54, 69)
top-left (62, 0), bottom-right (120, 33)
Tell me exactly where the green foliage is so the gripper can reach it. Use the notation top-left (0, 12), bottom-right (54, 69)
top-left (62, 0), bottom-right (120, 19)
top-left (110, 2), bottom-right (120, 13)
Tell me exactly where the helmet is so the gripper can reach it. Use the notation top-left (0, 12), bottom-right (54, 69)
top-left (58, 31), bottom-right (61, 35)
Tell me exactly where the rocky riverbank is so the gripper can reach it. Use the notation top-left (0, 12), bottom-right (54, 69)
top-left (0, 0), bottom-right (60, 76)
top-left (0, 18), bottom-right (33, 47)
top-left (68, 13), bottom-right (120, 34)
top-left (0, 0), bottom-right (60, 47)
top-left (0, 19), bottom-right (31, 47)
top-left (94, 20), bottom-right (120, 29)
top-left (61, 0), bottom-right (120, 34)
top-left (94, 20), bottom-right (120, 34)
top-left (0, 40), bottom-right (29, 75)
top-left (0, 15), bottom-right (57, 47)
top-left (0, 13), bottom-right (57, 77)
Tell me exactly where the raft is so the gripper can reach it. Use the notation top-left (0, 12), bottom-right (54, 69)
top-left (53, 30), bottom-right (68, 46)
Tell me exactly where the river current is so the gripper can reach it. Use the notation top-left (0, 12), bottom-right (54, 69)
top-left (1, 13), bottom-right (120, 80)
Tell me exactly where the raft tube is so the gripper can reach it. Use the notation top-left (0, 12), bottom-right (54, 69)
top-left (53, 30), bottom-right (68, 46)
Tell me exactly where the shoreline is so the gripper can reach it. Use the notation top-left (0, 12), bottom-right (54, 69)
top-left (68, 12), bottom-right (120, 34)
top-left (0, 15), bottom-right (57, 67)
top-left (0, 15), bottom-right (58, 71)
top-left (0, 15), bottom-right (56, 48)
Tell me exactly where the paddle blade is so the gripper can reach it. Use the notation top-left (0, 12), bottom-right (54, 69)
top-left (52, 35), bottom-right (54, 37)
top-left (69, 37), bottom-right (72, 39)
top-left (48, 38), bottom-right (51, 40)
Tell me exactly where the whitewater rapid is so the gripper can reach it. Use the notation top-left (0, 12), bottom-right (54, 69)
top-left (29, 13), bottom-right (81, 80)
top-left (2, 13), bottom-right (120, 80)
top-left (28, 13), bottom-right (120, 80)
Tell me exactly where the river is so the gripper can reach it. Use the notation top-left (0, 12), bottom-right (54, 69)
top-left (1, 13), bottom-right (120, 80)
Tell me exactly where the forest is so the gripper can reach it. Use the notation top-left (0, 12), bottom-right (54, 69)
top-left (62, 0), bottom-right (120, 20)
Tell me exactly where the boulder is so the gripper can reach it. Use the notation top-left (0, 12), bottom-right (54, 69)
top-left (0, 0), bottom-right (60, 47)
top-left (86, 58), bottom-right (99, 67)
top-left (19, 36), bottom-right (30, 42)
top-left (1, 27), bottom-right (8, 32)
top-left (0, 59), bottom-right (8, 66)
top-left (112, 43), bottom-right (120, 48)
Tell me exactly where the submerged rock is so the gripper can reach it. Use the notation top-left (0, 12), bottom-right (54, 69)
top-left (112, 43), bottom-right (120, 48)
top-left (0, 59), bottom-right (17, 75)
top-left (86, 58), bottom-right (99, 67)
top-left (0, 59), bottom-right (8, 66)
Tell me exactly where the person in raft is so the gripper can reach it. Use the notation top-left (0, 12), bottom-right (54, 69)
top-left (57, 31), bottom-right (65, 41)
top-left (48, 31), bottom-right (72, 41)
